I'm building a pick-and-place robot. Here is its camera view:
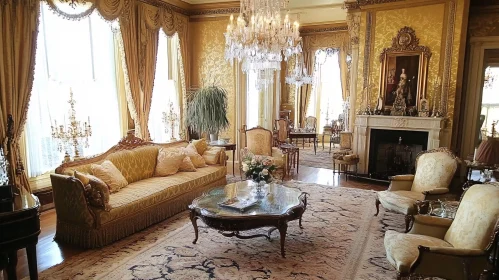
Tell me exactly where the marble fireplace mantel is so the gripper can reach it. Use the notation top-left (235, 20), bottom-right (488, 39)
top-left (353, 115), bottom-right (445, 175)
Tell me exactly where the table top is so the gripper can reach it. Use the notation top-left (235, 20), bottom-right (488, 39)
top-left (190, 181), bottom-right (305, 218)
top-left (289, 131), bottom-right (317, 136)
top-left (0, 193), bottom-right (40, 216)
top-left (279, 143), bottom-right (299, 151)
top-left (209, 142), bottom-right (236, 148)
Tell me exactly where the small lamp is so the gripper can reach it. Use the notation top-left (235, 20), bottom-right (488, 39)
top-left (475, 121), bottom-right (499, 166)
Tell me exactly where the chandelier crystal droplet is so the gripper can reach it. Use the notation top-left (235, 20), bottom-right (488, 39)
top-left (224, 0), bottom-right (302, 89)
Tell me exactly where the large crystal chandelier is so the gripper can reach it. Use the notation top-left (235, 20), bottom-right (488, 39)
top-left (285, 43), bottom-right (313, 86)
top-left (225, 0), bottom-right (302, 89)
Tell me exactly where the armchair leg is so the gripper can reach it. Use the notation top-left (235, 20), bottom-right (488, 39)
top-left (404, 215), bottom-right (413, 233)
top-left (374, 198), bottom-right (380, 216)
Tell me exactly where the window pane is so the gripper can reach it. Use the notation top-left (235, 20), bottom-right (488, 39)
top-left (246, 71), bottom-right (260, 129)
top-left (25, 4), bottom-right (121, 177)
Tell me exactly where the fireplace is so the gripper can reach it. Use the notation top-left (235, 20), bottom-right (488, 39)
top-left (353, 115), bottom-right (445, 175)
top-left (368, 129), bottom-right (428, 180)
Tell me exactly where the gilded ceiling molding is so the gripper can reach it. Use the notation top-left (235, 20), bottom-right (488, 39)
top-left (189, 7), bottom-right (239, 16)
top-left (139, 0), bottom-right (189, 15)
top-left (300, 24), bottom-right (348, 35)
top-left (343, 0), bottom-right (406, 10)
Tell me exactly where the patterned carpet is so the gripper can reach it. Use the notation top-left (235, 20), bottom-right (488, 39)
top-left (298, 143), bottom-right (336, 170)
top-left (36, 180), bottom-right (407, 280)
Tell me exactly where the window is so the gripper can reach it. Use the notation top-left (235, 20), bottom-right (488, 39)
top-left (25, 3), bottom-right (121, 177)
top-left (481, 66), bottom-right (499, 138)
top-left (148, 31), bottom-right (181, 143)
top-left (307, 49), bottom-right (343, 133)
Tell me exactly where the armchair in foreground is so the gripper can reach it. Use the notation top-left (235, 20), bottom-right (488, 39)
top-left (375, 147), bottom-right (461, 232)
top-left (383, 183), bottom-right (499, 280)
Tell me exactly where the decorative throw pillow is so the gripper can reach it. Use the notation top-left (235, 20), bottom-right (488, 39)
top-left (183, 144), bottom-right (207, 168)
top-left (91, 160), bottom-right (128, 193)
top-left (203, 147), bottom-right (223, 165)
top-left (179, 155), bottom-right (197, 172)
top-left (74, 171), bottom-right (111, 211)
top-left (191, 139), bottom-right (208, 155)
top-left (154, 148), bottom-right (185, 176)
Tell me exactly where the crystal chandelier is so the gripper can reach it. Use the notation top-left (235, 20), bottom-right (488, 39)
top-left (285, 43), bottom-right (313, 86)
top-left (225, 0), bottom-right (302, 89)
top-left (484, 66), bottom-right (496, 89)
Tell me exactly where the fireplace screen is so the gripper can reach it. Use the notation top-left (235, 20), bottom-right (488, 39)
top-left (368, 129), bottom-right (428, 180)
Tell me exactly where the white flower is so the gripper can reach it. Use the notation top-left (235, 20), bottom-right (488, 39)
top-left (242, 163), bottom-right (249, 172)
top-left (251, 158), bottom-right (256, 165)
top-left (262, 169), bottom-right (269, 176)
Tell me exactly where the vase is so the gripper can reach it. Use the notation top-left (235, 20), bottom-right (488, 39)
top-left (252, 180), bottom-right (266, 200)
top-left (209, 132), bottom-right (219, 142)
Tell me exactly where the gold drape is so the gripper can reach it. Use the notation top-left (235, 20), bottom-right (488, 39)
top-left (45, 0), bottom-right (131, 21)
top-left (0, 0), bottom-right (40, 193)
top-left (299, 32), bottom-right (349, 127)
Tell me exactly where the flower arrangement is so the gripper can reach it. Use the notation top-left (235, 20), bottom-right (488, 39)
top-left (241, 149), bottom-right (277, 184)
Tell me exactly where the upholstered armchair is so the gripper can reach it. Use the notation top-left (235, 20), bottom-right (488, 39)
top-left (384, 183), bottom-right (499, 280)
top-left (242, 125), bottom-right (288, 179)
top-left (375, 148), bottom-right (460, 232)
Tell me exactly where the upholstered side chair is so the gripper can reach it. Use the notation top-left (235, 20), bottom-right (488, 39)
top-left (375, 147), bottom-right (460, 232)
top-left (241, 125), bottom-right (288, 179)
top-left (304, 116), bottom-right (317, 146)
top-left (384, 183), bottom-right (499, 280)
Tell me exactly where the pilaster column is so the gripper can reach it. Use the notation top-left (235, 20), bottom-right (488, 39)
top-left (347, 12), bottom-right (361, 133)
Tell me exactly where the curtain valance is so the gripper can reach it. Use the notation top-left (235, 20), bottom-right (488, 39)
top-left (44, 0), bottom-right (132, 21)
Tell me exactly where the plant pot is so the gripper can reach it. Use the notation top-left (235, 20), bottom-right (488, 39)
top-left (209, 133), bottom-right (219, 142)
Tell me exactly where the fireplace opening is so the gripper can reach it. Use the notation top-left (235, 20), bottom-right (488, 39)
top-left (368, 129), bottom-right (428, 180)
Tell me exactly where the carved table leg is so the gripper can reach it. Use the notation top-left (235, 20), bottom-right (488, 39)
top-left (278, 221), bottom-right (288, 258)
top-left (190, 209), bottom-right (199, 244)
top-left (26, 243), bottom-right (38, 280)
top-left (404, 215), bottom-right (413, 233)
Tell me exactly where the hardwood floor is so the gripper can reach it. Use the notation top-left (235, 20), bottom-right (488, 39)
top-left (11, 165), bottom-right (386, 279)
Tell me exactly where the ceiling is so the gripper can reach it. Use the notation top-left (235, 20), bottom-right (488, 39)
top-left (182, 0), bottom-right (347, 24)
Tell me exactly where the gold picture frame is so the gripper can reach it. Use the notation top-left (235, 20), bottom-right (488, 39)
top-left (379, 27), bottom-right (431, 112)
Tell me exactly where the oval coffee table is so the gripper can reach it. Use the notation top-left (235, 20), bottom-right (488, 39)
top-left (189, 181), bottom-right (308, 257)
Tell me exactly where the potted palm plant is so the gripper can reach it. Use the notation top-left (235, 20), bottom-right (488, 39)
top-left (186, 85), bottom-right (230, 142)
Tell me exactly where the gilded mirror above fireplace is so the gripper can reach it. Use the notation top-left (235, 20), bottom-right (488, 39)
top-left (379, 27), bottom-right (431, 112)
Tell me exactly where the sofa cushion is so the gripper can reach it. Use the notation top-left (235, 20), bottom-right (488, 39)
top-left (203, 147), bottom-right (223, 165)
top-left (154, 148), bottom-right (185, 177)
top-left (106, 146), bottom-right (159, 184)
top-left (97, 165), bottom-right (227, 225)
top-left (191, 139), bottom-right (208, 155)
top-left (179, 156), bottom-right (197, 172)
top-left (183, 145), bottom-right (206, 168)
top-left (91, 160), bottom-right (128, 193)
top-left (75, 171), bottom-right (111, 211)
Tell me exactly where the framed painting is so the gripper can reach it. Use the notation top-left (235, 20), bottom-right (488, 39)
top-left (379, 27), bottom-right (431, 112)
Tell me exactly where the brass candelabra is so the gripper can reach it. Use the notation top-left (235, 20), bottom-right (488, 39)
top-left (162, 102), bottom-right (179, 142)
top-left (51, 88), bottom-right (92, 162)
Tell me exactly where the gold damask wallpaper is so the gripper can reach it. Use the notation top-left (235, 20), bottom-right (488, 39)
top-left (354, 1), bottom-right (467, 146)
top-left (189, 19), bottom-right (236, 141)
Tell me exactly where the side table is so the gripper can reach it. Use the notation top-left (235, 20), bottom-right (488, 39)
top-left (333, 158), bottom-right (359, 181)
top-left (0, 192), bottom-right (41, 280)
top-left (209, 143), bottom-right (236, 175)
top-left (280, 144), bottom-right (299, 177)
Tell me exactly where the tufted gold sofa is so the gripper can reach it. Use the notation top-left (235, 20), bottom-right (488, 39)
top-left (50, 134), bottom-right (227, 248)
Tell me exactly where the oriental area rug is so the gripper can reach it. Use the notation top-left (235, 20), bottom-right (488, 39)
top-left (36, 181), bottom-right (407, 280)
top-left (298, 144), bottom-right (336, 170)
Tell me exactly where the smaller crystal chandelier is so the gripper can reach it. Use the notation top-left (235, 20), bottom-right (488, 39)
top-left (51, 88), bottom-right (92, 162)
top-left (162, 102), bottom-right (179, 142)
top-left (285, 44), bottom-right (313, 86)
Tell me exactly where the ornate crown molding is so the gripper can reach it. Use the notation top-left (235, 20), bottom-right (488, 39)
top-left (300, 24), bottom-right (348, 35)
top-left (343, 0), bottom-right (407, 10)
top-left (379, 26), bottom-right (432, 62)
top-left (189, 7), bottom-right (239, 16)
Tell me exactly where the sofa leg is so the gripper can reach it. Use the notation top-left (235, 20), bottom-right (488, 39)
top-left (405, 215), bottom-right (413, 233)
top-left (374, 198), bottom-right (380, 216)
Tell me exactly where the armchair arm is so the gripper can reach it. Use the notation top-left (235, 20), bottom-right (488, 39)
top-left (50, 174), bottom-right (96, 228)
top-left (409, 215), bottom-right (453, 239)
top-left (411, 245), bottom-right (489, 280)
top-left (422, 188), bottom-right (449, 195)
top-left (388, 175), bottom-right (414, 191)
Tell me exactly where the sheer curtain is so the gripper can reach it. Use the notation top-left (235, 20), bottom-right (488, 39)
top-left (25, 3), bottom-right (121, 177)
top-left (148, 30), bottom-right (181, 143)
top-left (307, 49), bottom-right (343, 133)
top-left (246, 71), bottom-right (260, 129)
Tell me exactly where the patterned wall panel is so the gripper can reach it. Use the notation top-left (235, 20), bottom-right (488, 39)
top-left (189, 19), bottom-right (236, 141)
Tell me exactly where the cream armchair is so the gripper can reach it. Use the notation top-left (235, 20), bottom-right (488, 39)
top-left (383, 183), bottom-right (499, 280)
top-left (375, 148), bottom-right (459, 232)
top-left (241, 125), bottom-right (287, 179)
